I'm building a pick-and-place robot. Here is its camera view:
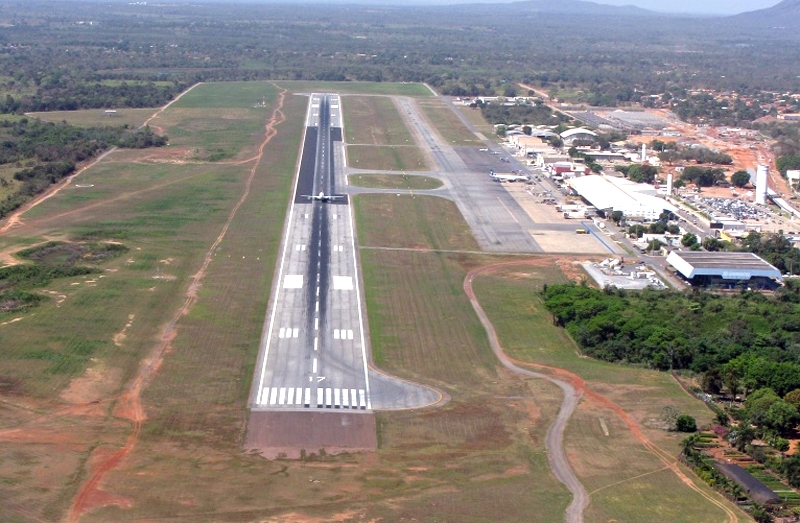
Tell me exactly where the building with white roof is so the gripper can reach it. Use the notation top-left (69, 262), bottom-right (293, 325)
top-left (560, 128), bottom-right (598, 144)
top-left (566, 175), bottom-right (677, 220)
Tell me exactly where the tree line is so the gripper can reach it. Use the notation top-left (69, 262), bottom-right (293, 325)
top-left (0, 119), bottom-right (167, 219)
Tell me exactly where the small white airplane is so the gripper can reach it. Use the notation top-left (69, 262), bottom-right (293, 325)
top-left (489, 170), bottom-right (530, 183)
top-left (303, 192), bottom-right (344, 202)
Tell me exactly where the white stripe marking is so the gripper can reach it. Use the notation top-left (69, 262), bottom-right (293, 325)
top-left (296, 387), bottom-right (303, 405)
top-left (315, 318), bottom-right (318, 330)
top-left (343, 389), bottom-right (350, 407)
top-left (269, 388), bottom-right (278, 405)
top-left (351, 389), bottom-right (357, 408)
top-left (334, 388), bottom-right (341, 408)
top-left (293, 328), bottom-right (299, 338)
top-left (287, 387), bottom-right (294, 405)
top-left (312, 358), bottom-right (317, 373)
top-left (314, 337), bottom-right (318, 351)
top-left (348, 329), bottom-right (354, 340)
top-left (359, 389), bottom-right (366, 409)
top-left (326, 388), bottom-right (332, 407)
top-left (278, 387), bottom-right (286, 405)
top-left (317, 388), bottom-right (323, 407)
top-left (305, 388), bottom-right (311, 406)
top-left (334, 329), bottom-right (340, 340)
top-left (279, 327), bottom-right (285, 338)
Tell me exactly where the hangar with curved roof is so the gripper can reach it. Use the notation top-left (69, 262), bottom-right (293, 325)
top-left (666, 251), bottom-right (783, 288)
top-left (560, 128), bottom-right (598, 143)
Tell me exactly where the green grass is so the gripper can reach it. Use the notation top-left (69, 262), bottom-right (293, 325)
top-left (349, 173), bottom-right (443, 190)
top-left (355, 194), bottom-right (478, 251)
top-left (347, 144), bottom-right (428, 171)
top-left (470, 267), bottom-right (743, 522)
top-left (275, 80), bottom-right (433, 97)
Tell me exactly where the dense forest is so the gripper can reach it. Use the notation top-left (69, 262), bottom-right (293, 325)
top-left (542, 280), bottom-right (800, 395)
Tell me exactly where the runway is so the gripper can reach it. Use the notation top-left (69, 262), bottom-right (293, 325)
top-left (246, 94), bottom-right (440, 457)
top-left (249, 93), bottom-right (372, 412)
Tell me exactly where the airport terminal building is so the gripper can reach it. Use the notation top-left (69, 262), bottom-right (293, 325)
top-left (666, 251), bottom-right (783, 289)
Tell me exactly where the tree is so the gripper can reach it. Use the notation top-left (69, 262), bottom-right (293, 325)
top-left (731, 170), bottom-right (751, 187)
top-left (785, 389), bottom-right (800, 410)
top-left (787, 454), bottom-right (800, 488)
top-left (610, 210), bottom-right (624, 225)
top-left (701, 368), bottom-right (723, 394)
top-left (681, 232), bottom-right (699, 248)
top-left (676, 414), bottom-right (697, 432)
top-left (777, 155), bottom-right (800, 176)
top-left (746, 387), bottom-right (781, 426)
top-left (764, 400), bottom-right (799, 432)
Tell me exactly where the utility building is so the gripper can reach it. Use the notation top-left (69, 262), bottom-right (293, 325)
top-left (666, 251), bottom-right (783, 288)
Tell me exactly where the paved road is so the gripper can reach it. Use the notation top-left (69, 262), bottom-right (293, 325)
top-left (249, 94), bottom-right (439, 415)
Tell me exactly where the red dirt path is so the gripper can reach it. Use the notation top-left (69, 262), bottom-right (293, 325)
top-left (66, 85), bottom-right (288, 523)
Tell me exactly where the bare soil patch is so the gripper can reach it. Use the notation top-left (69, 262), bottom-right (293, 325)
top-left (244, 411), bottom-right (378, 459)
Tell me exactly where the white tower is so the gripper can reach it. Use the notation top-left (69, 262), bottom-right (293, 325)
top-left (641, 143), bottom-right (647, 163)
top-left (755, 164), bottom-right (769, 205)
top-left (666, 172), bottom-right (673, 195)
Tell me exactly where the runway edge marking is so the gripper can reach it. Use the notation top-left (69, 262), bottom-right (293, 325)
top-left (254, 94), bottom-right (316, 405)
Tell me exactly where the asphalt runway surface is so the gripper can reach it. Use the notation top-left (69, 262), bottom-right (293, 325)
top-left (246, 94), bottom-right (440, 454)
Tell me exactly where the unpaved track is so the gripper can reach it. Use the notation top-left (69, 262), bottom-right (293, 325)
top-left (464, 259), bottom-right (588, 523)
top-left (465, 258), bottom-right (740, 523)
top-left (67, 85), bottom-right (288, 522)
top-left (0, 83), bottom-right (203, 236)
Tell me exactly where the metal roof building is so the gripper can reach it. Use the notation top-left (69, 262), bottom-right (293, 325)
top-left (560, 128), bottom-right (598, 143)
top-left (666, 251), bottom-right (783, 285)
top-left (566, 175), bottom-right (677, 220)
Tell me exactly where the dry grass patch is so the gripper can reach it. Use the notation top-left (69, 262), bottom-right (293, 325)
top-left (26, 108), bottom-right (157, 128)
top-left (455, 105), bottom-right (499, 139)
top-left (417, 98), bottom-right (483, 145)
top-left (342, 96), bottom-right (415, 146)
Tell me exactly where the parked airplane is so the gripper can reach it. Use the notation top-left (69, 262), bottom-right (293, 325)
top-left (489, 170), bottom-right (530, 183)
top-left (303, 192), bottom-right (344, 202)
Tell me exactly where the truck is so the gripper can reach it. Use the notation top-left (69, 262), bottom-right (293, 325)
top-left (563, 211), bottom-right (587, 219)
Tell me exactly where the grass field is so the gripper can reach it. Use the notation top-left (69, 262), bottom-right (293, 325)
top-left (417, 98), bottom-right (483, 145)
top-left (275, 80), bottom-right (433, 97)
top-left (456, 105), bottom-right (502, 139)
top-left (0, 81), bottom-right (299, 523)
top-left (471, 269), bottom-right (749, 522)
top-left (0, 80), bottom-right (749, 523)
top-left (355, 194), bottom-right (478, 252)
top-left (342, 96), bottom-right (416, 146)
top-left (342, 94), bottom-right (429, 171)
top-left (25, 108), bottom-right (157, 128)
top-left (348, 173), bottom-right (443, 190)
top-left (347, 144), bottom-right (428, 171)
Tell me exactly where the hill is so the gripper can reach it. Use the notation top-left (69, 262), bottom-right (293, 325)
top-left (731, 0), bottom-right (800, 27)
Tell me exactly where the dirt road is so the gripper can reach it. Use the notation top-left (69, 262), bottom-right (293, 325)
top-left (464, 262), bottom-right (589, 523)
top-left (67, 85), bottom-right (288, 522)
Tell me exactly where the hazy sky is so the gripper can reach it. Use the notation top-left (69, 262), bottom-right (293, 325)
top-left (592, 0), bottom-right (781, 14)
